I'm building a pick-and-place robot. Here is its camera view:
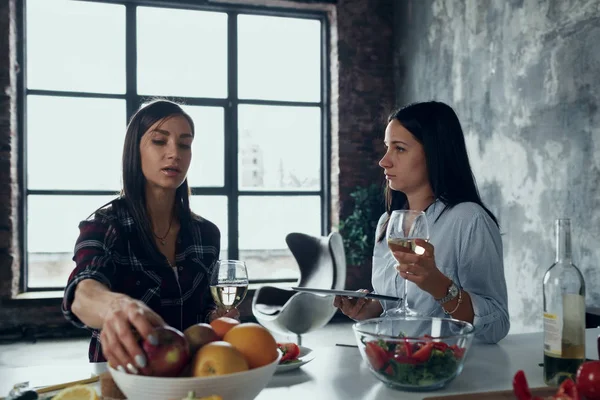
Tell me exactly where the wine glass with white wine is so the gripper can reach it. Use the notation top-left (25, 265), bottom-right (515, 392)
top-left (209, 260), bottom-right (249, 311)
top-left (385, 210), bottom-right (430, 317)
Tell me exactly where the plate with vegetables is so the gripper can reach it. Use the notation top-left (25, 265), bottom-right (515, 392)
top-left (513, 362), bottom-right (600, 400)
top-left (275, 343), bottom-right (315, 373)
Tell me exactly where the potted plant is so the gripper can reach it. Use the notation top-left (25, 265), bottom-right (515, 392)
top-left (338, 184), bottom-right (386, 290)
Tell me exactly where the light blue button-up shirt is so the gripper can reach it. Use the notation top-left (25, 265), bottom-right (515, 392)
top-left (371, 200), bottom-right (510, 343)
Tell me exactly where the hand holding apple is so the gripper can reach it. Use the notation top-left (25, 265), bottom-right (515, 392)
top-left (100, 295), bottom-right (166, 375)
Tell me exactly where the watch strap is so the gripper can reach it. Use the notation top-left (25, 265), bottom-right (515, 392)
top-left (435, 281), bottom-right (459, 304)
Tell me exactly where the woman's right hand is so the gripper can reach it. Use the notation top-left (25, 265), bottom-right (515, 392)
top-left (333, 289), bottom-right (378, 321)
top-left (99, 295), bottom-right (165, 375)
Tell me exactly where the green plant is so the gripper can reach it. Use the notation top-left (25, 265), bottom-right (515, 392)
top-left (339, 184), bottom-right (386, 266)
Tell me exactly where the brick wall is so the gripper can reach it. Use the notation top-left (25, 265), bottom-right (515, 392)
top-left (336, 0), bottom-right (395, 289)
top-left (0, 0), bottom-right (394, 333)
top-left (0, 0), bottom-right (18, 300)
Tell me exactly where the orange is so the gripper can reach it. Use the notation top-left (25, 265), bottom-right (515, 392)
top-left (210, 317), bottom-right (240, 339)
top-left (192, 341), bottom-right (249, 377)
top-left (223, 323), bottom-right (278, 369)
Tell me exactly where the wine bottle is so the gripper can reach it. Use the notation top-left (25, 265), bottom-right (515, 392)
top-left (543, 218), bottom-right (586, 386)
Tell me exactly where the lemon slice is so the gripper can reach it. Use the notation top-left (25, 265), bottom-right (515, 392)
top-left (52, 384), bottom-right (99, 400)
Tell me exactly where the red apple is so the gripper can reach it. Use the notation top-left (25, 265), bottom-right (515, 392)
top-left (142, 326), bottom-right (190, 377)
top-left (183, 323), bottom-right (220, 356)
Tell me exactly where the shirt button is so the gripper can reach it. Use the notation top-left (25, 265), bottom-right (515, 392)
top-left (178, 266), bottom-right (183, 271)
top-left (136, 281), bottom-right (140, 285)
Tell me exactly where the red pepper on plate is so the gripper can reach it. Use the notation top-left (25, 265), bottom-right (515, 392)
top-left (553, 378), bottom-right (579, 400)
top-left (513, 370), bottom-right (533, 400)
top-left (513, 370), bottom-right (580, 400)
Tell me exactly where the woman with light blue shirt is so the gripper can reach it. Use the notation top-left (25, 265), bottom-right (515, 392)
top-left (334, 101), bottom-right (510, 344)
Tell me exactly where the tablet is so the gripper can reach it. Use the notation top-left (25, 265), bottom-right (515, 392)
top-left (291, 287), bottom-right (401, 302)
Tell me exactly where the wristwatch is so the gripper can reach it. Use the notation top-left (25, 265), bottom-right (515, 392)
top-left (435, 281), bottom-right (460, 305)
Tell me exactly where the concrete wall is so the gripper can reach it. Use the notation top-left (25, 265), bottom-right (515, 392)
top-left (394, 0), bottom-right (600, 333)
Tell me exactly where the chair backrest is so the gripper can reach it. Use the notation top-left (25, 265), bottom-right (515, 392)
top-left (285, 232), bottom-right (347, 290)
top-left (328, 231), bottom-right (347, 290)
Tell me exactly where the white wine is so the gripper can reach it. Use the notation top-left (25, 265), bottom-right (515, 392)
top-left (387, 238), bottom-right (426, 255)
top-left (210, 284), bottom-right (248, 310)
top-left (543, 219), bottom-right (586, 386)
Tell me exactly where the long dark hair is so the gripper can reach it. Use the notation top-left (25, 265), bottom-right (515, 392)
top-left (378, 101), bottom-right (498, 242)
top-left (87, 99), bottom-right (195, 261)
top-left (121, 99), bottom-right (195, 259)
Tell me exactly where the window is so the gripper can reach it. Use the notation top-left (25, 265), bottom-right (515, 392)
top-left (20, 0), bottom-right (329, 290)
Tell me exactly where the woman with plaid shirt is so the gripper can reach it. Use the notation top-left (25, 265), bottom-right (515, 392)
top-left (61, 100), bottom-right (238, 374)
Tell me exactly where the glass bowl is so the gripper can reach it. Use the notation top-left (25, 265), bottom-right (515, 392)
top-left (352, 316), bottom-right (475, 391)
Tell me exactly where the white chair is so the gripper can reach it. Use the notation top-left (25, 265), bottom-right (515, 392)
top-left (252, 232), bottom-right (347, 345)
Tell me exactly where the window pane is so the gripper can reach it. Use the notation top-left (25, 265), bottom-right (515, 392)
top-left (238, 15), bottom-right (321, 102)
top-left (238, 105), bottom-right (321, 191)
top-left (137, 7), bottom-right (227, 98)
top-left (238, 196), bottom-right (321, 281)
top-left (189, 196), bottom-right (228, 260)
top-left (26, 0), bottom-right (125, 93)
top-left (181, 106), bottom-right (224, 187)
top-left (27, 195), bottom-right (117, 288)
top-left (27, 96), bottom-right (126, 191)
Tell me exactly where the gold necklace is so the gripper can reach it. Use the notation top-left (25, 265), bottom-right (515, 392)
top-left (153, 216), bottom-right (173, 246)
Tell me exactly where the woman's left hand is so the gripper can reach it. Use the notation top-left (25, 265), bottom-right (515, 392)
top-left (208, 307), bottom-right (241, 322)
top-left (392, 239), bottom-right (447, 296)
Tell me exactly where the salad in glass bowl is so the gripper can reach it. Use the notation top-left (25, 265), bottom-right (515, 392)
top-left (352, 316), bottom-right (475, 391)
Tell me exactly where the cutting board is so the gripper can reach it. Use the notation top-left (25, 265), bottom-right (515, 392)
top-left (423, 386), bottom-right (557, 399)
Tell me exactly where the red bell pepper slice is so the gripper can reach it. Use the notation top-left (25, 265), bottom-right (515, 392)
top-left (553, 378), bottom-right (580, 400)
top-left (411, 342), bottom-right (434, 363)
top-left (365, 341), bottom-right (389, 371)
top-left (513, 370), bottom-right (533, 400)
top-left (432, 342), bottom-right (449, 352)
top-left (383, 364), bottom-right (395, 376)
top-left (403, 339), bottom-right (413, 357)
top-left (393, 354), bottom-right (418, 365)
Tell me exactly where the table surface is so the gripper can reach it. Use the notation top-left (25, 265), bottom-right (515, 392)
top-left (255, 328), bottom-right (599, 400)
top-left (1, 328), bottom-right (598, 400)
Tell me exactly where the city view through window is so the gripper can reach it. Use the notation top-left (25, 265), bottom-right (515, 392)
top-left (24, 0), bottom-right (327, 288)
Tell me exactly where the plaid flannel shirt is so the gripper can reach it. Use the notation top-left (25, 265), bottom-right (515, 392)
top-left (62, 198), bottom-right (220, 362)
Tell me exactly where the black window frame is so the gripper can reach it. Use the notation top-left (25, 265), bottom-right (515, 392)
top-left (16, 0), bottom-right (331, 292)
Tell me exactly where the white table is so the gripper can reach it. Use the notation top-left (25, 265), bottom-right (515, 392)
top-left (1, 329), bottom-right (598, 400)
top-left (256, 328), bottom-right (600, 400)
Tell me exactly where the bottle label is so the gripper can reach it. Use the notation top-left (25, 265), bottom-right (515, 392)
top-left (562, 294), bottom-right (586, 351)
top-left (544, 312), bottom-right (562, 356)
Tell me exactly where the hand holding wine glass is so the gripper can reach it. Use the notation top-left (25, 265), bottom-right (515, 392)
top-left (209, 260), bottom-right (248, 318)
top-left (386, 210), bottom-right (430, 316)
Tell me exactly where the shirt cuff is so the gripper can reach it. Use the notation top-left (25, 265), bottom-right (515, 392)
top-left (62, 272), bottom-right (113, 329)
top-left (469, 291), bottom-right (507, 343)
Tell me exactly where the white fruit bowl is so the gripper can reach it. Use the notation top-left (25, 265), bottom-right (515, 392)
top-left (108, 352), bottom-right (281, 400)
